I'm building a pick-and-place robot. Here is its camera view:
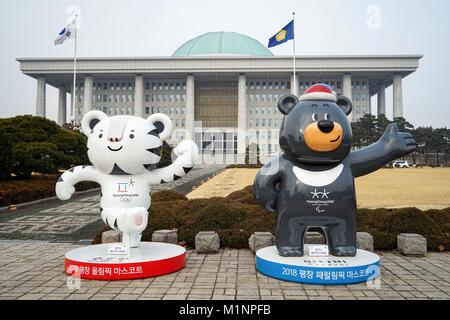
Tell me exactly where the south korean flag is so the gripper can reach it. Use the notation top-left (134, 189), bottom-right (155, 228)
top-left (54, 17), bottom-right (77, 45)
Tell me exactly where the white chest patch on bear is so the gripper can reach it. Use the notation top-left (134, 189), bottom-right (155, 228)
top-left (292, 164), bottom-right (344, 187)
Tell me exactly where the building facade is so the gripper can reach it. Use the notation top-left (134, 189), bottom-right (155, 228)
top-left (17, 31), bottom-right (421, 162)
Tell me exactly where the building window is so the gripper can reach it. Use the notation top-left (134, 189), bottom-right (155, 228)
top-left (145, 107), bottom-right (150, 114)
top-left (145, 94), bottom-right (150, 102)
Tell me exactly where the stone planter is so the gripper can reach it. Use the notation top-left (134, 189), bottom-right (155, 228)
top-left (195, 231), bottom-right (220, 253)
top-left (304, 231), bottom-right (325, 244)
top-left (397, 233), bottom-right (427, 256)
top-left (152, 229), bottom-right (178, 244)
top-left (357, 232), bottom-right (374, 252)
top-left (101, 230), bottom-right (122, 244)
top-left (249, 232), bottom-right (274, 253)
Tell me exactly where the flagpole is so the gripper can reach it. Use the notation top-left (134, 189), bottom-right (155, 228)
top-left (292, 12), bottom-right (296, 96)
top-left (71, 14), bottom-right (78, 125)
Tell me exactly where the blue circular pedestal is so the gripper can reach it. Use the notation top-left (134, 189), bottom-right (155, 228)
top-left (256, 245), bottom-right (380, 285)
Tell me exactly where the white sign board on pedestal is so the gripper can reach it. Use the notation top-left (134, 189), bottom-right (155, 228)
top-left (108, 244), bottom-right (129, 256)
top-left (309, 245), bottom-right (329, 257)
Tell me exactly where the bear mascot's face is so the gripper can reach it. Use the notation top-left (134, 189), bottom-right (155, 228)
top-left (80, 110), bottom-right (174, 175)
top-left (278, 84), bottom-right (353, 164)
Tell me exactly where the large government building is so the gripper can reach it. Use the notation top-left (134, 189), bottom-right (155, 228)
top-left (17, 31), bottom-right (421, 162)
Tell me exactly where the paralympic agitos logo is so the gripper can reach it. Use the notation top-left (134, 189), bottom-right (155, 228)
top-left (306, 188), bottom-right (334, 213)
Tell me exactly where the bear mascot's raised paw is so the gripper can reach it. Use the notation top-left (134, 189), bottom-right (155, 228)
top-left (253, 83), bottom-right (416, 257)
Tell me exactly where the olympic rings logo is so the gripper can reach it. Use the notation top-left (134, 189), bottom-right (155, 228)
top-left (120, 197), bottom-right (132, 203)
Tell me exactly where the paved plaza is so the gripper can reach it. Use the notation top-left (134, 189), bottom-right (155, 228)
top-left (0, 240), bottom-right (449, 300)
top-left (0, 164), bottom-right (449, 300)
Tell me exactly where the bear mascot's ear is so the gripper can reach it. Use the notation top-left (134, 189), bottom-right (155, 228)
top-left (81, 110), bottom-right (108, 137)
top-left (147, 113), bottom-right (174, 141)
top-left (278, 94), bottom-right (299, 115)
top-left (336, 95), bottom-right (353, 116)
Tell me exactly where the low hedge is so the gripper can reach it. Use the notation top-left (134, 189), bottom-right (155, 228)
top-left (93, 186), bottom-right (450, 251)
top-left (0, 175), bottom-right (99, 207)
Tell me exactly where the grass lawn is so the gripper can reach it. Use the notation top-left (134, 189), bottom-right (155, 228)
top-left (187, 167), bottom-right (450, 209)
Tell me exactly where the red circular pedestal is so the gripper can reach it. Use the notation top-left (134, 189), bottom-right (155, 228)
top-left (65, 242), bottom-right (185, 280)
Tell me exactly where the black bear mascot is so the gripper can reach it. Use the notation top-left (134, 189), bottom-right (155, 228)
top-left (254, 83), bottom-right (416, 257)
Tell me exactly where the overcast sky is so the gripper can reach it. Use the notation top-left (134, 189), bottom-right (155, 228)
top-left (1, 0), bottom-right (449, 128)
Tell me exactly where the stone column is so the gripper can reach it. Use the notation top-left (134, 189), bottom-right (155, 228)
top-left (185, 74), bottom-right (195, 139)
top-left (237, 74), bottom-right (247, 164)
top-left (58, 87), bottom-right (67, 125)
top-left (393, 74), bottom-right (403, 118)
top-left (290, 73), bottom-right (299, 96)
top-left (342, 73), bottom-right (353, 122)
top-left (134, 75), bottom-right (144, 117)
top-left (83, 75), bottom-right (93, 115)
top-left (377, 84), bottom-right (386, 116)
top-left (36, 77), bottom-right (46, 117)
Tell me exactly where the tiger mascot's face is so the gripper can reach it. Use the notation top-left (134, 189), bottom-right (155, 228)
top-left (80, 111), bottom-right (173, 175)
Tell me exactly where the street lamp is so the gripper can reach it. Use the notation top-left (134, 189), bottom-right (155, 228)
top-left (417, 142), bottom-right (426, 167)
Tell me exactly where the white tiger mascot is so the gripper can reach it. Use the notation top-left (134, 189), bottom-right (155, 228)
top-left (55, 110), bottom-right (198, 249)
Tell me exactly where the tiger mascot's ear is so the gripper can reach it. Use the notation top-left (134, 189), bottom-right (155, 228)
top-left (147, 113), bottom-right (173, 141)
top-left (81, 110), bottom-right (108, 137)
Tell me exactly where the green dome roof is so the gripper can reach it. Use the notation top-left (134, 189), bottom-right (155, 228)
top-left (172, 32), bottom-right (273, 57)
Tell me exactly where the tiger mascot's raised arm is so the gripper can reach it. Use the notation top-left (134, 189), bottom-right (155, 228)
top-left (55, 110), bottom-right (198, 248)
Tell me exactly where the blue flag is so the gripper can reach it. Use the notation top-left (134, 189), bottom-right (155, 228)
top-left (268, 20), bottom-right (294, 48)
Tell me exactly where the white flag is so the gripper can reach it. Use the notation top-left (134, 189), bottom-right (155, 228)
top-left (54, 17), bottom-right (77, 45)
